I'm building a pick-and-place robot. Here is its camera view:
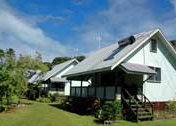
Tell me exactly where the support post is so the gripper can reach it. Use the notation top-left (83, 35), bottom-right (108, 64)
top-left (114, 70), bottom-right (118, 100)
top-left (70, 81), bottom-right (72, 96)
top-left (104, 86), bottom-right (106, 99)
top-left (80, 81), bottom-right (83, 97)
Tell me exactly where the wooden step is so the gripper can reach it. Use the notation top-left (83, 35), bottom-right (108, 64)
top-left (138, 115), bottom-right (153, 120)
top-left (131, 104), bottom-right (145, 108)
top-left (132, 107), bottom-right (149, 111)
top-left (138, 111), bottom-right (152, 116)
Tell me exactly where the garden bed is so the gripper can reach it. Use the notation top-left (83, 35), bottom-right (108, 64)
top-left (155, 113), bottom-right (176, 120)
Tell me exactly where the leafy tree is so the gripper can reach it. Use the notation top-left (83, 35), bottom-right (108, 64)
top-left (0, 70), bottom-right (15, 105)
top-left (17, 52), bottom-right (48, 75)
top-left (0, 49), bottom-right (5, 62)
top-left (13, 72), bottom-right (27, 99)
top-left (171, 40), bottom-right (176, 50)
top-left (33, 52), bottom-right (48, 73)
top-left (5, 48), bottom-right (16, 71)
top-left (74, 55), bottom-right (85, 62)
top-left (0, 48), bottom-right (47, 106)
top-left (52, 57), bottom-right (71, 66)
top-left (0, 49), bottom-right (5, 69)
top-left (43, 62), bottom-right (52, 70)
top-left (51, 55), bottom-right (85, 66)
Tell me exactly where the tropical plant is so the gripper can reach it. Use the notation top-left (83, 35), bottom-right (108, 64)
top-left (166, 101), bottom-right (176, 114)
top-left (0, 48), bottom-right (48, 108)
top-left (95, 100), bottom-right (121, 122)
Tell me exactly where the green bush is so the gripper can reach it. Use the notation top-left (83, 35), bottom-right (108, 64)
top-left (11, 95), bottom-right (19, 104)
top-left (27, 88), bottom-right (38, 100)
top-left (49, 93), bottom-right (66, 103)
top-left (36, 97), bottom-right (51, 103)
top-left (61, 97), bottom-right (96, 114)
top-left (0, 106), bottom-right (6, 112)
top-left (95, 100), bottom-right (121, 122)
top-left (166, 101), bottom-right (176, 113)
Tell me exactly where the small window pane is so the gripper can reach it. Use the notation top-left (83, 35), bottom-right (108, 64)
top-left (155, 68), bottom-right (161, 81)
top-left (148, 67), bottom-right (161, 82)
top-left (150, 39), bottom-right (157, 52)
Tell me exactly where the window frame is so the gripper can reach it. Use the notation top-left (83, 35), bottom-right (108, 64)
top-left (148, 66), bottom-right (161, 83)
top-left (150, 39), bottom-right (157, 53)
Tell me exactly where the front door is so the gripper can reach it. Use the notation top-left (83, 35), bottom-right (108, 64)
top-left (122, 85), bottom-right (139, 100)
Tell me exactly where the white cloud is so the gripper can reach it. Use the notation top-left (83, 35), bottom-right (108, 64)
top-left (73, 0), bottom-right (176, 52)
top-left (0, 0), bottom-right (70, 61)
top-left (170, 0), bottom-right (176, 11)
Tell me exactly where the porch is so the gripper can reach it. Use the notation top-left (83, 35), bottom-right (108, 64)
top-left (70, 86), bottom-right (121, 100)
top-left (67, 63), bottom-right (156, 121)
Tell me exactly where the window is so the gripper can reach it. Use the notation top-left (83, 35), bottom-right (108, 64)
top-left (51, 83), bottom-right (65, 88)
top-left (150, 39), bottom-right (157, 52)
top-left (148, 67), bottom-right (161, 82)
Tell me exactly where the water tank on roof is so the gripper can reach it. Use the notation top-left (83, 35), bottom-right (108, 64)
top-left (118, 36), bottom-right (135, 47)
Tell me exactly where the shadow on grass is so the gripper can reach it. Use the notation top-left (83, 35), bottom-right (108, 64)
top-left (93, 119), bottom-right (104, 124)
top-left (49, 103), bottom-right (93, 116)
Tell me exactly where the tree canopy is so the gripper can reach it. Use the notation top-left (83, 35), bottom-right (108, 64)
top-left (0, 47), bottom-right (85, 104)
top-left (171, 40), bottom-right (176, 50)
top-left (0, 49), bottom-right (49, 104)
top-left (51, 55), bottom-right (85, 66)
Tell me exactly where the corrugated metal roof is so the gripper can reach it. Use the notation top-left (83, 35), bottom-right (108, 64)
top-left (50, 77), bottom-right (68, 83)
top-left (64, 29), bottom-right (157, 77)
top-left (42, 59), bottom-right (78, 81)
top-left (28, 70), bottom-right (42, 84)
top-left (120, 63), bottom-right (156, 75)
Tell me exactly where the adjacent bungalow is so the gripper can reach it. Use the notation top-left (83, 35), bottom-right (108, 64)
top-left (42, 59), bottom-right (90, 95)
top-left (28, 70), bottom-right (42, 85)
top-left (63, 29), bottom-right (176, 121)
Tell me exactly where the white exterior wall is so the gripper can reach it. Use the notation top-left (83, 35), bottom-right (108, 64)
top-left (51, 63), bottom-right (90, 96)
top-left (64, 81), bottom-right (90, 96)
top-left (125, 35), bottom-right (176, 102)
top-left (55, 64), bottom-right (75, 78)
top-left (49, 90), bottom-right (64, 95)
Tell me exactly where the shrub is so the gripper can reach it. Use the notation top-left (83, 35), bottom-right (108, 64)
top-left (49, 93), bottom-right (67, 103)
top-left (0, 106), bottom-right (6, 112)
top-left (11, 95), bottom-right (19, 104)
top-left (36, 97), bottom-right (51, 103)
top-left (27, 88), bottom-right (38, 100)
top-left (93, 98), bottom-right (101, 111)
top-left (166, 101), bottom-right (176, 113)
top-left (61, 97), bottom-right (97, 114)
top-left (95, 100), bottom-right (121, 122)
top-left (92, 98), bottom-right (102, 115)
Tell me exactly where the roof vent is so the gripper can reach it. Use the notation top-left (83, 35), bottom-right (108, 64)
top-left (118, 36), bottom-right (135, 47)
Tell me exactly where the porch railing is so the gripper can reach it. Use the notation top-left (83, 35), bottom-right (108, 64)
top-left (70, 86), bottom-right (118, 100)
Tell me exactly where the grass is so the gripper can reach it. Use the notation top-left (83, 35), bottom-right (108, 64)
top-left (0, 101), bottom-right (176, 126)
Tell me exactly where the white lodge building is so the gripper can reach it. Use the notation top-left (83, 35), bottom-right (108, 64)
top-left (42, 59), bottom-right (89, 95)
top-left (63, 29), bottom-right (176, 121)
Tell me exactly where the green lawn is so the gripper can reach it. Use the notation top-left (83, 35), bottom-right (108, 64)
top-left (0, 101), bottom-right (176, 126)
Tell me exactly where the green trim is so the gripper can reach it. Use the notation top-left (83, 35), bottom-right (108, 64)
top-left (147, 80), bottom-right (161, 83)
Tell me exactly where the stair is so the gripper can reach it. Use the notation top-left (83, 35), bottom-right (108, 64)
top-left (122, 89), bottom-right (154, 122)
top-left (132, 104), bottom-right (153, 121)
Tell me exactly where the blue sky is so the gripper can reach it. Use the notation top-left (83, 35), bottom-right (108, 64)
top-left (0, 0), bottom-right (176, 61)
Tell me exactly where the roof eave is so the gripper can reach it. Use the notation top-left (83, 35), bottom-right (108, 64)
top-left (157, 29), bottom-right (176, 61)
top-left (119, 64), bottom-right (156, 75)
top-left (43, 59), bottom-right (79, 81)
top-left (63, 66), bottom-right (111, 78)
